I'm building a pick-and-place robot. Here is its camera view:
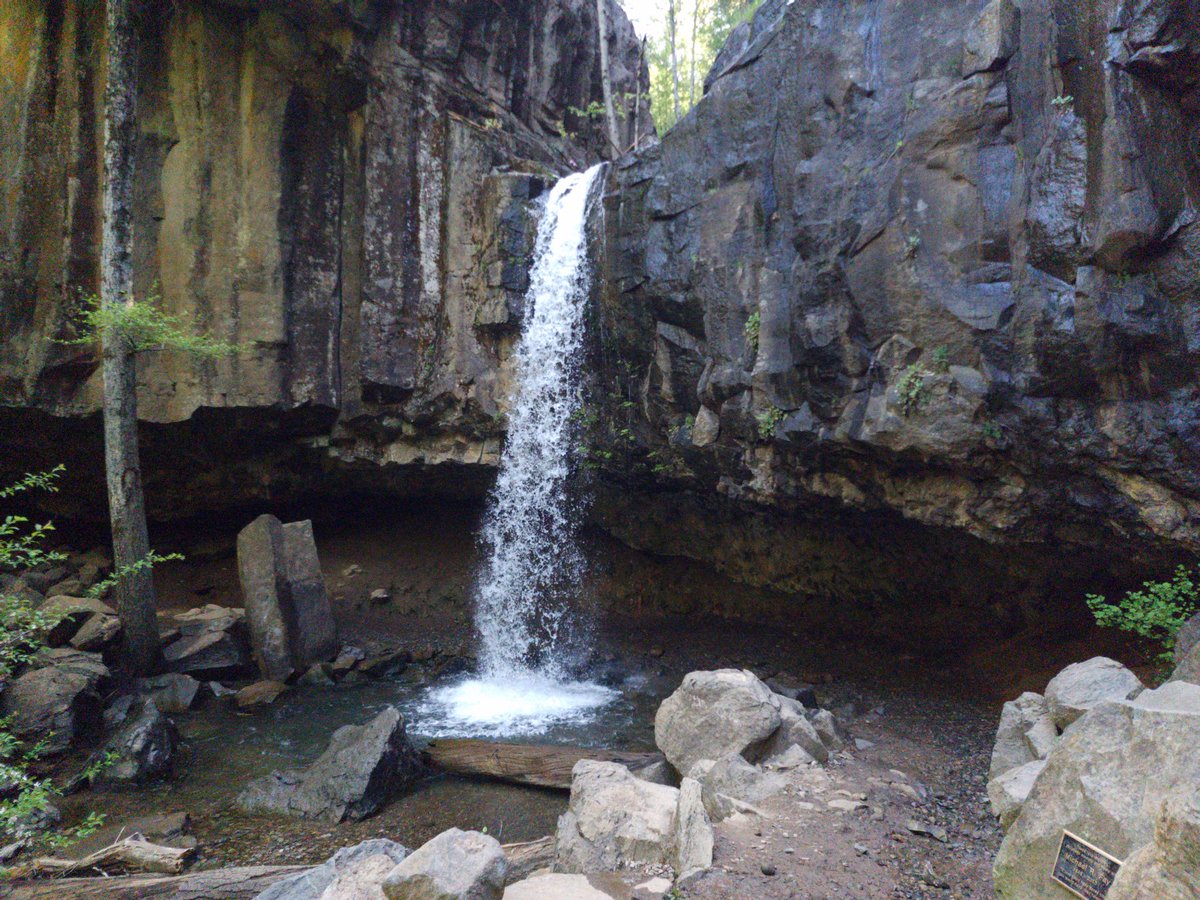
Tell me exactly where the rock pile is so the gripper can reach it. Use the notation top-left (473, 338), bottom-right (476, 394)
top-left (990, 657), bottom-right (1200, 898)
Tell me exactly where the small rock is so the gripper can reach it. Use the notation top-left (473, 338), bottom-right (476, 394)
top-left (236, 680), bottom-right (288, 708)
top-left (369, 588), bottom-right (391, 605)
top-left (207, 681), bottom-right (238, 699)
top-left (137, 673), bottom-right (201, 713)
top-left (760, 863), bottom-right (777, 876)
top-left (343, 564), bottom-right (362, 578)
top-left (854, 738), bottom-right (875, 750)
top-left (299, 664), bottom-right (335, 687)
top-left (906, 820), bottom-right (948, 842)
top-left (828, 798), bottom-right (867, 813)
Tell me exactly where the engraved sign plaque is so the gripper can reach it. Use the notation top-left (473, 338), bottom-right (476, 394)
top-left (1051, 831), bottom-right (1123, 900)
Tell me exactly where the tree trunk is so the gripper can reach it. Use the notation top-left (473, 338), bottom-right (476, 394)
top-left (595, 0), bottom-right (620, 153)
top-left (689, 0), bottom-right (699, 107)
top-left (668, 0), bottom-right (681, 123)
top-left (102, 0), bottom-right (161, 675)
top-left (423, 739), bottom-right (663, 789)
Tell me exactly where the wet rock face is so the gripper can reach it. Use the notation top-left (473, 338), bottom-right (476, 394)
top-left (595, 0), bottom-right (1200, 572)
top-left (0, 0), bottom-right (648, 518)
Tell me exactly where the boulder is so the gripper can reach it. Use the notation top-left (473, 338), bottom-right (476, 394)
top-left (137, 673), bottom-right (201, 713)
top-left (554, 760), bottom-right (679, 873)
top-left (237, 515), bottom-right (337, 682)
top-left (0, 649), bottom-right (108, 754)
top-left (381, 828), bottom-right (506, 900)
top-left (236, 706), bottom-right (421, 823)
top-left (256, 838), bottom-right (411, 900)
top-left (92, 697), bottom-right (179, 785)
top-left (805, 708), bottom-right (845, 752)
top-left (693, 754), bottom-right (786, 822)
top-left (761, 696), bottom-right (828, 765)
top-left (673, 776), bottom-right (713, 879)
top-left (1043, 657), bottom-right (1144, 728)
top-left (163, 605), bottom-right (252, 678)
top-left (994, 681), bottom-right (1200, 897)
top-left (990, 692), bottom-right (1057, 781)
top-left (1107, 785), bottom-right (1200, 900)
top-left (654, 669), bottom-right (781, 774)
top-left (987, 759), bottom-right (1046, 831)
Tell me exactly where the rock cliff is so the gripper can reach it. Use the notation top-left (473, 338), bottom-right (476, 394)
top-left (3, 0), bottom-right (1200, 647)
top-left (585, 0), bottom-right (1200, 641)
top-left (0, 0), bottom-right (648, 511)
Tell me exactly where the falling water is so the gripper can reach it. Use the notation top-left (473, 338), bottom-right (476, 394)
top-left (416, 164), bottom-right (615, 737)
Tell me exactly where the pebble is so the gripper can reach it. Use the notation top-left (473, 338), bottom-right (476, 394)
top-left (761, 863), bottom-right (777, 876)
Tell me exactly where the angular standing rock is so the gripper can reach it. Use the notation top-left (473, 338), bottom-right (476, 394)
top-left (237, 515), bottom-right (337, 681)
top-left (92, 697), bottom-right (179, 785)
top-left (236, 706), bottom-right (420, 823)
top-left (674, 776), bottom-right (714, 879)
top-left (382, 828), bottom-right (507, 900)
top-left (989, 691), bottom-right (1056, 781)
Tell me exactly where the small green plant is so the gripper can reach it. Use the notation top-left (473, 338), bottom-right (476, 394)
top-left (904, 234), bottom-right (921, 260)
top-left (931, 345), bottom-right (950, 373)
top-left (1051, 94), bottom-right (1074, 110)
top-left (568, 101), bottom-right (608, 121)
top-left (59, 292), bottom-right (242, 359)
top-left (756, 405), bottom-right (785, 441)
top-left (982, 421), bottom-right (1002, 441)
top-left (897, 364), bottom-right (930, 417)
top-left (1086, 566), bottom-right (1200, 673)
top-left (744, 311), bottom-right (761, 350)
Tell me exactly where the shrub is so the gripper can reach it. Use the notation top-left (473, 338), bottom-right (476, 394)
top-left (1086, 566), bottom-right (1200, 672)
top-left (756, 405), bottom-right (785, 441)
top-left (896, 364), bottom-right (929, 417)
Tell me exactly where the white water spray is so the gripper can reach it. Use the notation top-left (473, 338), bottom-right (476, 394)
top-left (416, 165), bottom-right (615, 737)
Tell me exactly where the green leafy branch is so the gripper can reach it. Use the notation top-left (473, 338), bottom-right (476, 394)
top-left (1086, 565), bottom-right (1200, 672)
top-left (59, 293), bottom-right (244, 360)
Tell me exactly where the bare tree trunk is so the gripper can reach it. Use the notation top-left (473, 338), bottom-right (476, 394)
top-left (668, 0), bottom-right (681, 123)
top-left (102, 0), bottom-right (161, 676)
top-left (690, 0), bottom-right (700, 106)
top-left (595, 0), bottom-right (620, 153)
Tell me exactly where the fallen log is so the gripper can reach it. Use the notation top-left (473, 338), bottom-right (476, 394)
top-left (5, 865), bottom-right (307, 899)
top-left (31, 833), bottom-right (195, 878)
top-left (423, 739), bottom-right (663, 789)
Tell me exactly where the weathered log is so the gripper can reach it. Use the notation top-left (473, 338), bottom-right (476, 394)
top-left (502, 835), bottom-right (555, 883)
top-left (30, 834), bottom-right (194, 878)
top-left (5, 865), bottom-right (307, 899)
top-left (422, 739), bottom-right (663, 789)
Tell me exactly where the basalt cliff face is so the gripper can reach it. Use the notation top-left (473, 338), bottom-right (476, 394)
top-left (3, 0), bottom-right (1200, 647)
top-left (586, 0), bottom-right (1200, 641)
top-left (0, 0), bottom-right (647, 511)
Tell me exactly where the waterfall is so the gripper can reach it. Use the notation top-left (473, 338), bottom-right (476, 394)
top-left (475, 164), bottom-right (604, 680)
top-left (415, 165), bottom-right (615, 737)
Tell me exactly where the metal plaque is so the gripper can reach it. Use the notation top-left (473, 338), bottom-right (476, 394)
top-left (1051, 831), bottom-right (1123, 900)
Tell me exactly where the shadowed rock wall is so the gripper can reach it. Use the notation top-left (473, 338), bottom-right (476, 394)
top-left (590, 0), bottom-right (1200, 608)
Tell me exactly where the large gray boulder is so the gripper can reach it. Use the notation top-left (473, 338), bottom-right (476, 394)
top-left (654, 669), bottom-right (781, 774)
top-left (1042, 657), bottom-right (1144, 728)
top-left (237, 706), bottom-right (421, 823)
top-left (256, 838), bottom-right (411, 900)
top-left (381, 829), bottom-right (507, 900)
top-left (0, 649), bottom-right (108, 754)
top-left (237, 515), bottom-right (337, 681)
top-left (990, 691), bottom-right (1057, 781)
top-left (554, 760), bottom-right (679, 873)
top-left (994, 681), bottom-right (1200, 898)
top-left (1107, 784), bottom-right (1200, 900)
